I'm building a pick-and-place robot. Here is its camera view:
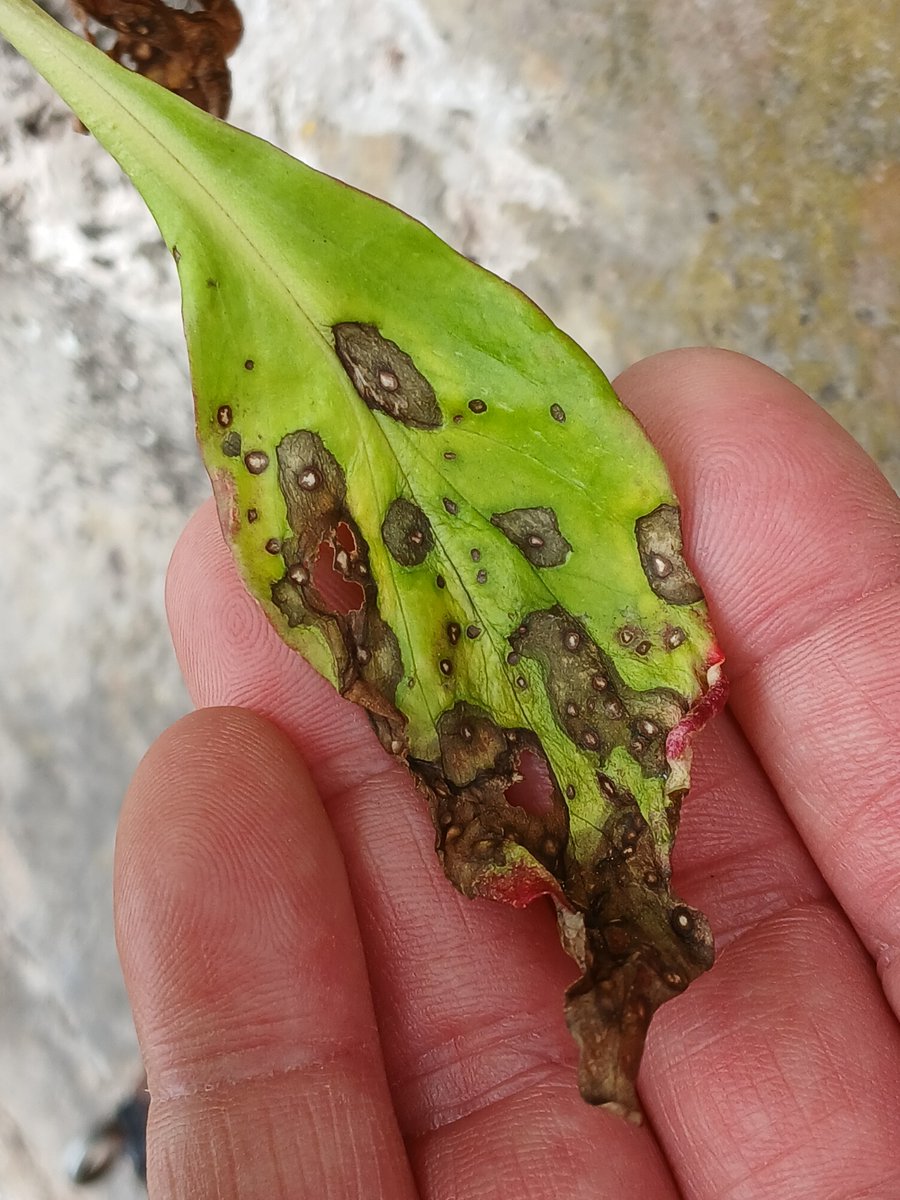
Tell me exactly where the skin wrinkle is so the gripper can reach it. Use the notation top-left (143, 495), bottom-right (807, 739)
top-left (147, 1037), bottom-right (382, 1105)
top-left (404, 1057), bottom-right (573, 1140)
top-left (391, 1006), bottom-right (573, 1137)
top-left (730, 594), bottom-right (900, 963)
top-left (723, 574), bottom-right (900, 689)
top-left (411, 1081), bottom-right (679, 1200)
top-left (151, 1076), bottom-right (412, 1198)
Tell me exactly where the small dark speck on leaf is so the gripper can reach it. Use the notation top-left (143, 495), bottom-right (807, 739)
top-left (244, 358), bottom-right (255, 371)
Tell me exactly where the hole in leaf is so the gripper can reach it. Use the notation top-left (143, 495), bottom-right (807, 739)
top-left (312, 537), bottom-right (365, 614)
top-left (505, 748), bottom-right (555, 815)
top-left (335, 520), bottom-right (357, 554)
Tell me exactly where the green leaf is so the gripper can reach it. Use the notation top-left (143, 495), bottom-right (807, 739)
top-left (0, 0), bottom-right (727, 1118)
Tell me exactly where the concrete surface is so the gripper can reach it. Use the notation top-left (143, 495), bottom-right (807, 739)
top-left (1, 0), bottom-right (898, 1194)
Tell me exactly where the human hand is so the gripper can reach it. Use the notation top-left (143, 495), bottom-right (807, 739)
top-left (114, 349), bottom-right (900, 1198)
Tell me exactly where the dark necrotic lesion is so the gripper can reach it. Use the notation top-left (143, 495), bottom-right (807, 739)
top-left (510, 608), bottom-right (687, 778)
top-left (332, 322), bottom-right (442, 429)
top-left (382, 497), bottom-right (435, 566)
top-left (635, 504), bottom-right (704, 605)
top-left (490, 506), bottom-right (572, 568)
top-left (276, 430), bottom-right (346, 529)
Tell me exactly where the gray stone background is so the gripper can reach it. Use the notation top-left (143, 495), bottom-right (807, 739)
top-left (1, 0), bottom-right (898, 1194)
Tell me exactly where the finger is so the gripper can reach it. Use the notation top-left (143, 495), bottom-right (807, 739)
top-left (115, 707), bottom-right (417, 1199)
top-left (647, 712), bottom-right (900, 1196)
top-left (612, 350), bottom-right (900, 1194)
top-left (617, 350), bottom-right (900, 998)
top-left (167, 504), bottom-right (681, 1197)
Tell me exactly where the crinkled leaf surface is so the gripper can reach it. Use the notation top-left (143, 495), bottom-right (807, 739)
top-left (0, 0), bottom-right (727, 1118)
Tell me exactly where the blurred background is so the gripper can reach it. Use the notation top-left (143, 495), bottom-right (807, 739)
top-left (1, 0), bottom-right (898, 1193)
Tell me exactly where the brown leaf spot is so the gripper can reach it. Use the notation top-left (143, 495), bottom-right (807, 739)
top-left (276, 431), bottom-right (345, 531)
top-left (244, 449), bottom-right (269, 474)
top-left (550, 403), bottom-right (566, 423)
top-left (491, 506), bottom-right (572, 568)
top-left (382, 497), bottom-right (434, 567)
top-left (437, 704), bottom-right (509, 789)
top-left (333, 322), bottom-right (442, 429)
top-left (664, 626), bottom-right (686, 650)
top-left (221, 431), bottom-right (242, 457)
top-left (510, 609), bottom-right (687, 778)
top-left (216, 404), bottom-right (233, 427)
top-left (635, 504), bottom-right (704, 605)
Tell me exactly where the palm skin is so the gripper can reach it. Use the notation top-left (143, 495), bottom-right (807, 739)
top-left (114, 350), bottom-right (900, 1199)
